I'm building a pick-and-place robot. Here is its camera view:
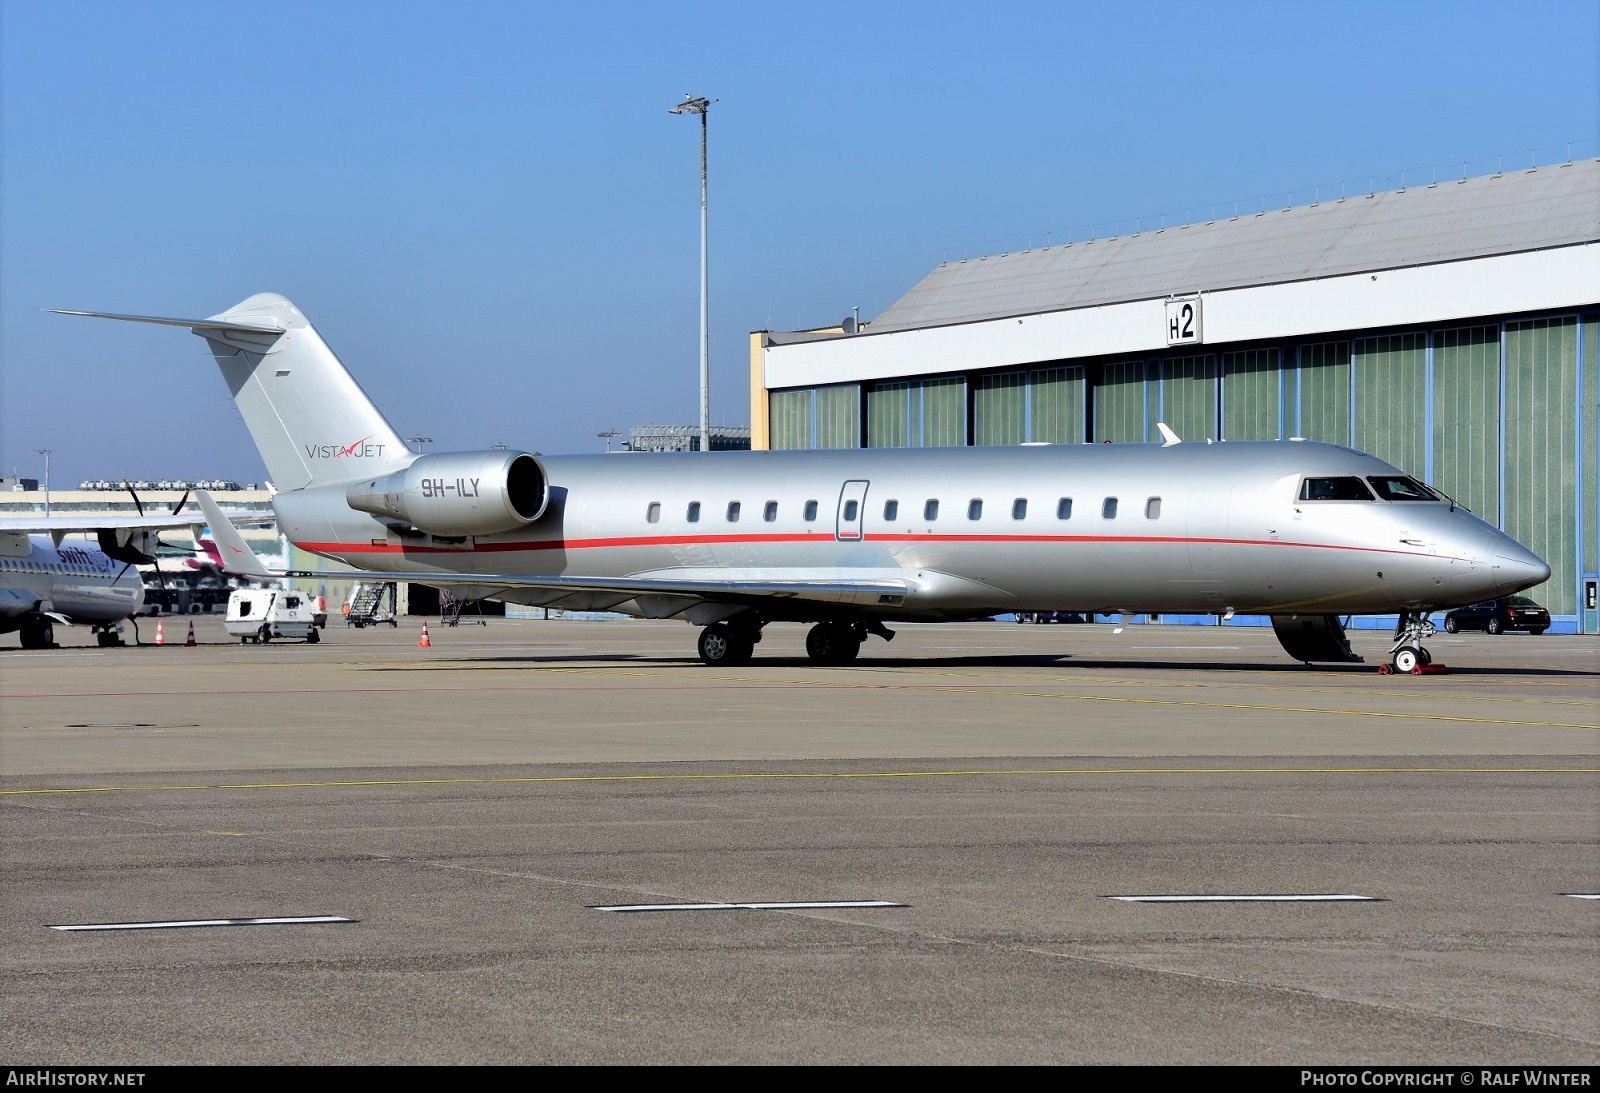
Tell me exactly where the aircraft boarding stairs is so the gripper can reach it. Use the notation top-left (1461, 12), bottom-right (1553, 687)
top-left (345, 581), bottom-right (399, 628)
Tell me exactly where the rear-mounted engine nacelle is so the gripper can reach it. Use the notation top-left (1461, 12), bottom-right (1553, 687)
top-left (345, 451), bottom-right (547, 537)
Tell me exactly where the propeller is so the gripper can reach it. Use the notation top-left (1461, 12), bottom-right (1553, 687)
top-left (111, 481), bottom-right (193, 594)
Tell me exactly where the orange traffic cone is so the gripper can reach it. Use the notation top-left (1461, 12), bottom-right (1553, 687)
top-left (418, 622), bottom-right (432, 648)
top-left (155, 619), bottom-right (165, 645)
top-left (185, 621), bottom-right (197, 647)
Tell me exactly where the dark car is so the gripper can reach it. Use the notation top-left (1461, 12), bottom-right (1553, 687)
top-left (1442, 596), bottom-right (1550, 635)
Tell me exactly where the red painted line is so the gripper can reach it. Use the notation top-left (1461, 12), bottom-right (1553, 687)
top-left (291, 533), bottom-right (1458, 563)
top-left (295, 532), bottom-right (826, 554)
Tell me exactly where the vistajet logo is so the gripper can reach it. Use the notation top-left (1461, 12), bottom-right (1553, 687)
top-left (305, 436), bottom-right (387, 459)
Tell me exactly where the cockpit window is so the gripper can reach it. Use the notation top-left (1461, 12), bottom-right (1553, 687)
top-left (1366, 476), bottom-right (1439, 501)
top-left (1299, 477), bottom-right (1374, 502)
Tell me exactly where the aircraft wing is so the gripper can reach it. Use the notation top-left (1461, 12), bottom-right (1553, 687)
top-left (0, 513), bottom-right (209, 535)
top-left (0, 510), bottom-right (275, 542)
top-left (279, 566), bottom-right (911, 609)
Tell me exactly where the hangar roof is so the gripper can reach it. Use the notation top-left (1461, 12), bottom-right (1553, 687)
top-left (858, 158), bottom-right (1600, 336)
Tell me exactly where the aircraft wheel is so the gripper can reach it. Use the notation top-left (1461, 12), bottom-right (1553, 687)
top-left (1444, 617), bottom-right (1458, 634)
top-left (805, 623), bottom-right (861, 665)
top-left (20, 618), bottom-right (54, 650)
top-left (1014, 613), bottom-right (1027, 624)
top-left (1487, 618), bottom-right (1503, 635)
top-left (1393, 647), bottom-right (1420, 674)
top-left (1417, 647), bottom-right (1432, 665)
top-left (259, 625), bottom-right (272, 644)
top-left (698, 623), bottom-right (751, 667)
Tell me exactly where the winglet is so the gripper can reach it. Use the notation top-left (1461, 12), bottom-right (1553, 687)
top-left (1156, 422), bottom-right (1182, 446)
top-left (193, 490), bottom-right (274, 579)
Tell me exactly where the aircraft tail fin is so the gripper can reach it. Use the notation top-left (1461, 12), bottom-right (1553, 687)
top-left (52, 293), bottom-right (410, 492)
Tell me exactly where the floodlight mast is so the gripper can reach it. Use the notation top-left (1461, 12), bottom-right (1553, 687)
top-left (35, 448), bottom-right (53, 516)
top-left (669, 94), bottom-right (715, 451)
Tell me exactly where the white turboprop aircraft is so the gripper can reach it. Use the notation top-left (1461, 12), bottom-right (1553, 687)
top-left (0, 509), bottom-right (198, 648)
top-left (0, 494), bottom-right (276, 648)
top-left (54, 293), bottom-right (1551, 670)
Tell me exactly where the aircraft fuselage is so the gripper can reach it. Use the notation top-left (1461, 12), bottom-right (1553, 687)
top-left (0, 534), bottom-right (145, 645)
top-left (271, 441), bottom-right (1546, 623)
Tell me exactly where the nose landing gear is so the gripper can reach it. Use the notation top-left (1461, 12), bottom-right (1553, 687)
top-left (1380, 611), bottom-right (1446, 675)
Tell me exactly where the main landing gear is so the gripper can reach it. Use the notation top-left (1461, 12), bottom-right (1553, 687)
top-left (697, 621), bottom-right (759, 667)
top-left (694, 619), bottom-right (896, 667)
top-left (1380, 611), bottom-right (1443, 675)
top-left (804, 622), bottom-right (861, 664)
top-left (18, 615), bottom-right (55, 650)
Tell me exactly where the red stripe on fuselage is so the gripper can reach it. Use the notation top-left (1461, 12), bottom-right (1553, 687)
top-left (291, 532), bottom-right (1455, 562)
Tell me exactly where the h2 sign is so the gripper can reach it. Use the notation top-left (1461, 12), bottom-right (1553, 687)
top-left (1165, 296), bottom-right (1203, 346)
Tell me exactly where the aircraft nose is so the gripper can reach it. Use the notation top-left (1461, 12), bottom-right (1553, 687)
top-left (1491, 535), bottom-right (1551, 594)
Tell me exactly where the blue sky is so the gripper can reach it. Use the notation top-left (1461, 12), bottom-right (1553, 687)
top-left (4, 0), bottom-right (1597, 486)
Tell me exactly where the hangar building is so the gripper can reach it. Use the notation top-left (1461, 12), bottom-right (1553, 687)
top-left (751, 159), bottom-right (1600, 633)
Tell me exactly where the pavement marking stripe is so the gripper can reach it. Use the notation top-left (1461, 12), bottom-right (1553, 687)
top-left (1562, 894), bottom-right (1600, 900)
top-left (592, 900), bottom-right (907, 913)
top-left (1108, 894), bottom-right (1381, 903)
top-left (47, 915), bottom-right (356, 931)
top-left (6, 766), bottom-right (1597, 797)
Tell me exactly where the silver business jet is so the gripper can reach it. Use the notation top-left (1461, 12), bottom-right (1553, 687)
top-left (56, 293), bottom-right (1550, 669)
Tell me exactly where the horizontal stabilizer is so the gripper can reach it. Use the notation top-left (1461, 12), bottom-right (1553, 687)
top-left (45, 309), bottom-right (283, 335)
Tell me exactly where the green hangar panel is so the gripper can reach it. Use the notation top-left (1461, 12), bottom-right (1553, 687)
top-left (753, 159), bottom-right (1600, 630)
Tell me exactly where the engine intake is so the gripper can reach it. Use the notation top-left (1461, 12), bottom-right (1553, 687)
top-left (346, 451), bottom-right (547, 537)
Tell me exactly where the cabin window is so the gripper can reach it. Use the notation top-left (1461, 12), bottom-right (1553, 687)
top-left (687, 502), bottom-right (701, 523)
top-left (763, 501), bottom-right (778, 522)
top-left (843, 499), bottom-right (859, 522)
top-left (647, 502), bottom-right (661, 523)
top-left (1012, 498), bottom-right (1027, 520)
top-left (1299, 477), bottom-right (1373, 502)
top-left (726, 501), bottom-right (741, 522)
top-left (1102, 497), bottom-right (1118, 519)
top-left (924, 499), bottom-right (940, 521)
top-left (1145, 497), bottom-right (1162, 519)
top-left (1057, 497), bottom-right (1073, 519)
top-left (968, 499), bottom-right (983, 520)
top-left (804, 500), bottom-right (818, 521)
top-left (1367, 476), bottom-right (1438, 501)
top-left (884, 500), bottom-right (899, 521)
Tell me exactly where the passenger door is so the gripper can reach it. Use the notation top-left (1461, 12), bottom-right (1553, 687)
top-left (836, 480), bottom-right (870, 541)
